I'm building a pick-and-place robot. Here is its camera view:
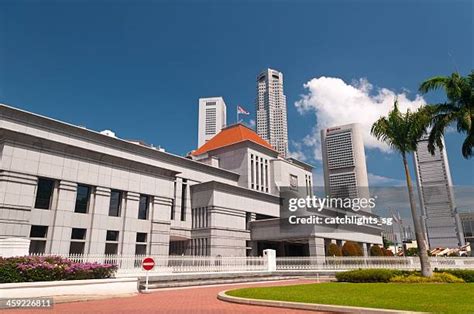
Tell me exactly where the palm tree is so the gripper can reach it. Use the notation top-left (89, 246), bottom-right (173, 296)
top-left (419, 71), bottom-right (474, 159)
top-left (371, 101), bottom-right (433, 277)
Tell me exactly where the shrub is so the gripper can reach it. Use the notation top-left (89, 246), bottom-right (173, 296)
top-left (369, 245), bottom-right (383, 256)
top-left (383, 248), bottom-right (394, 256)
top-left (0, 256), bottom-right (117, 283)
top-left (437, 269), bottom-right (474, 283)
top-left (390, 272), bottom-right (464, 283)
top-left (405, 248), bottom-right (418, 256)
top-left (326, 243), bottom-right (342, 256)
top-left (336, 269), bottom-right (407, 283)
top-left (342, 241), bottom-right (364, 256)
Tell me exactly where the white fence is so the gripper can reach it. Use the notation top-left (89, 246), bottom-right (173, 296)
top-left (30, 254), bottom-right (474, 275)
top-left (276, 256), bottom-right (474, 271)
top-left (63, 254), bottom-right (268, 274)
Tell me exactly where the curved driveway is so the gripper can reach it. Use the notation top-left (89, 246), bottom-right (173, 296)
top-left (11, 279), bottom-right (330, 314)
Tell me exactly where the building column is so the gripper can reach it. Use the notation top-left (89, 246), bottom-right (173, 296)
top-left (363, 243), bottom-right (369, 257)
top-left (0, 171), bottom-right (37, 240)
top-left (87, 186), bottom-right (111, 254)
top-left (120, 192), bottom-right (140, 255)
top-left (149, 195), bottom-right (172, 255)
top-left (308, 237), bottom-right (325, 257)
top-left (49, 181), bottom-right (77, 255)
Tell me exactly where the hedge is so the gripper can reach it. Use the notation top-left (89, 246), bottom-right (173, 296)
top-left (391, 272), bottom-right (464, 283)
top-left (436, 269), bottom-right (474, 283)
top-left (336, 268), bottom-right (470, 283)
top-left (336, 269), bottom-right (408, 283)
top-left (0, 256), bottom-right (117, 283)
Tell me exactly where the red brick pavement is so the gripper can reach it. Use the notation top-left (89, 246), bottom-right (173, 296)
top-left (6, 279), bottom-right (331, 314)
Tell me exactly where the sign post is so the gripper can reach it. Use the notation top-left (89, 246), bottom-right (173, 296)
top-left (142, 257), bottom-right (155, 293)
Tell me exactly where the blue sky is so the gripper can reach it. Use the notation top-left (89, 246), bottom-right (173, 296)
top-left (0, 0), bottom-right (472, 188)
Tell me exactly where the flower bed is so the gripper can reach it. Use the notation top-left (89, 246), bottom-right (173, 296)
top-left (0, 256), bottom-right (117, 283)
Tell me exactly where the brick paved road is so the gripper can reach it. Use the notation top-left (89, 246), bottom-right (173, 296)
top-left (8, 279), bottom-right (330, 314)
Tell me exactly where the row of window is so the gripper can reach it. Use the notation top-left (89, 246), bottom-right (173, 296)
top-left (34, 177), bottom-right (150, 219)
top-left (29, 225), bottom-right (148, 255)
top-left (192, 207), bottom-right (208, 229)
top-left (250, 154), bottom-right (269, 193)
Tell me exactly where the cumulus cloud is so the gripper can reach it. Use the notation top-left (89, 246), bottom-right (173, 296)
top-left (294, 77), bottom-right (426, 160)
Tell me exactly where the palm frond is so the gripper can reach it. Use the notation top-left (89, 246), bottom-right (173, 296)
top-left (461, 130), bottom-right (474, 159)
top-left (419, 76), bottom-right (449, 94)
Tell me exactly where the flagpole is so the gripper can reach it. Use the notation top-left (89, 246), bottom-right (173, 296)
top-left (236, 106), bottom-right (239, 124)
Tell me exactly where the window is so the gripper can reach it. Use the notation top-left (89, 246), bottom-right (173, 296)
top-left (29, 225), bottom-right (48, 254)
top-left (30, 225), bottom-right (48, 238)
top-left (105, 230), bottom-right (119, 255)
top-left (109, 190), bottom-right (122, 217)
top-left (69, 228), bottom-right (86, 254)
top-left (69, 242), bottom-right (85, 254)
top-left (135, 233), bottom-right (147, 256)
top-left (180, 179), bottom-right (187, 221)
top-left (71, 228), bottom-right (86, 240)
top-left (290, 174), bottom-right (298, 190)
top-left (75, 185), bottom-right (91, 213)
top-left (136, 232), bottom-right (147, 243)
top-left (106, 230), bottom-right (119, 241)
top-left (34, 178), bottom-right (55, 209)
top-left (138, 195), bottom-right (149, 220)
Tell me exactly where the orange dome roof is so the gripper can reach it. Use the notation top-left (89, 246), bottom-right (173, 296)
top-left (192, 124), bottom-right (276, 156)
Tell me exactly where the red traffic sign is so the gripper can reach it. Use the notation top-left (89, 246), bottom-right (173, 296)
top-left (142, 257), bottom-right (155, 271)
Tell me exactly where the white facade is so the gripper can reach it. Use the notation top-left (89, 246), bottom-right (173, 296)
top-left (320, 123), bottom-right (370, 202)
top-left (0, 104), bottom-right (381, 257)
top-left (255, 69), bottom-right (288, 158)
top-left (198, 97), bottom-right (226, 147)
top-left (414, 136), bottom-right (465, 248)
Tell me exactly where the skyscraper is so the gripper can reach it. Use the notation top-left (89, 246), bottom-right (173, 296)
top-left (414, 136), bottom-right (465, 248)
top-left (255, 68), bottom-right (288, 158)
top-left (198, 97), bottom-right (226, 147)
top-left (320, 123), bottom-right (370, 203)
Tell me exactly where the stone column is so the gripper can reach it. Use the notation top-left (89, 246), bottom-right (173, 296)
top-left (87, 186), bottom-right (111, 254)
top-left (149, 195), bottom-right (172, 255)
top-left (49, 181), bottom-right (77, 255)
top-left (0, 171), bottom-right (37, 240)
top-left (120, 192), bottom-right (140, 255)
top-left (362, 243), bottom-right (369, 257)
top-left (308, 237), bottom-right (325, 257)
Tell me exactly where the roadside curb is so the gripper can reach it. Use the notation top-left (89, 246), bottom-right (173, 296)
top-left (217, 290), bottom-right (428, 314)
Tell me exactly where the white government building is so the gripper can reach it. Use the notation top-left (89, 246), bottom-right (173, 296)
top-left (0, 104), bottom-right (382, 257)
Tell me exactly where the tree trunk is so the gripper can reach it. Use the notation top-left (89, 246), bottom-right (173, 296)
top-left (402, 154), bottom-right (433, 277)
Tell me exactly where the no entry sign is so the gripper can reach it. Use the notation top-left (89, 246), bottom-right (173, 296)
top-left (142, 257), bottom-right (155, 271)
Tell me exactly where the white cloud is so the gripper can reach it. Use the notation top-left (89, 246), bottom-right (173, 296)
top-left (368, 173), bottom-right (405, 186)
top-left (293, 77), bottom-right (426, 160)
top-left (248, 119), bottom-right (256, 129)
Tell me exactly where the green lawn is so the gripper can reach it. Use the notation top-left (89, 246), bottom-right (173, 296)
top-left (226, 283), bottom-right (474, 313)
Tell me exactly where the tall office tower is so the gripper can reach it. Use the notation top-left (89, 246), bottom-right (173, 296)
top-left (320, 123), bottom-right (370, 203)
top-left (198, 97), bottom-right (227, 147)
top-left (255, 68), bottom-right (288, 158)
top-left (414, 136), bottom-right (465, 248)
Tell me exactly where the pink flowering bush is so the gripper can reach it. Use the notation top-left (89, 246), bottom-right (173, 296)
top-left (0, 255), bottom-right (117, 283)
